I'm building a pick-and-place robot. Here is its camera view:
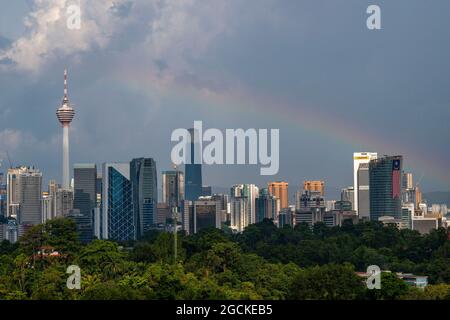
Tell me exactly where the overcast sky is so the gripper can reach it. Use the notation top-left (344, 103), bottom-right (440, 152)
top-left (0, 0), bottom-right (449, 199)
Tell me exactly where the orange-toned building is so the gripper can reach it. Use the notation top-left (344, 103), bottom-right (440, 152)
top-left (415, 185), bottom-right (422, 207)
top-left (268, 181), bottom-right (289, 209)
top-left (303, 180), bottom-right (325, 196)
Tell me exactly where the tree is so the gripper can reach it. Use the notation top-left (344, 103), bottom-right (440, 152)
top-left (77, 240), bottom-right (126, 279)
top-left (367, 272), bottom-right (409, 300)
top-left (30, 265), bottom-right (68, 300)
top-left (44, 218), bottom-right (81, 256)
top-left (289, 264), bottom-right (365, 300)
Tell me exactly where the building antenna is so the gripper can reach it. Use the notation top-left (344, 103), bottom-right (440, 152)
top-left (63, 68), bottom-right (68, 101)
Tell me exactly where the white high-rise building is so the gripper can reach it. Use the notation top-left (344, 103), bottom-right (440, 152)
top-left (353, 152), bottom-right (377, 216)
top-left (41, 194), bottom-right (52, 223)
top-left (56, 68), bottom-right (75, 190)
top-left (230, 198), bottom-right (247, 233)
top-left (230, 184), bottom-right (258, 232)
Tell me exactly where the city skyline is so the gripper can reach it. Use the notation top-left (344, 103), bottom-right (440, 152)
top-left (0, 1), bottom-right (449, 193)
top-left (0, 1), bottom-right (449, 306)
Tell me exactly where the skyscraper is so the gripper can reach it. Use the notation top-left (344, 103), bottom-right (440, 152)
top-left (73, 164), bottom-right (97, 214)
top-left (402, 173), bottom-right (414, 190)
top-left (73, 164), bottom-right (97, 242)
top-left (193, 199), bottom-right (221, 233)
top-left (402, 172), bottom-right (416, 205)
top-left (230, 198), bottom-right (247, 233)
top-left (181, 200), bottom-right (194, 235)
top-left (256, 188), bottom-right (280, 222)
top-left (18, 168), bottom-right (42, 226)
top-left (357, 163), bottom-right (370, 220)
top-left (101, 163), bottom-right (135, 241)
top-left (162, 169), bottom-right (184, 211)
top-left (47, 180), bottom-right (58, 219)
top-left (230, 184), bottom-right (259, 231)
top-left (303, 180), bottom-right (325, 196)
top-left (6, 167), bottom-right (23, 219)
top-left (56, 68), bottom-right (75, 190)
top-left (41, 193), bottom-right (51, 223)
top-left (130, 158), bottom-right (158, 238)
top-left (211, 193), bottom-right (230, 224)
top-left (415, 185), bottom-right (422, 208)
top-left (369, 155), bottom-right (403, 221)
top-left (55, 188), bottom-right (73, 216)
top-left (353, 152), bottom-right (377, 215)
top-left (185, 128), bottom-right (202, 201)
top-left (6, 167), bottom-right (42, 238)
top-left (268, 181), bottom-right (288, 209)
top-left (340, 186), bottom-right (354, 209)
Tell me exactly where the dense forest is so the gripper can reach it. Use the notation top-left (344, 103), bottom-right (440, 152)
top-left (0, 218), bottom-right (449, 300)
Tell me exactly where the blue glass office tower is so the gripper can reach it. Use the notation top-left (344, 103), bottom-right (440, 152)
top-left (101, 163), bottom-right (135, 241)
top-left (131, 158), bottom-right (158, 238)
top-left (185, 128), bottom-right (202, 201)
top-left (369, 155), bottom-right (403, 221)
top-left (73, 163), bottom-right (96, 243)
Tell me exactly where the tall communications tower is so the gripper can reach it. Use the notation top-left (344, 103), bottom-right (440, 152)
top-left (56, 68), bottom-right (75, 190)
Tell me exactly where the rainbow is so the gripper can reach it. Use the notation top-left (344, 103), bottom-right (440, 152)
top-left (111, 69), bottom-right (450, 189)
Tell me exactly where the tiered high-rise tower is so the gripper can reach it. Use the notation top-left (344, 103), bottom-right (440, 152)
top-left (56, 68), bottom-right (75, 190)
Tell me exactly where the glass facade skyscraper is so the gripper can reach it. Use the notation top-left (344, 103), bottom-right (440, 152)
top-left (131, 158), bottom-right (158, 238)
top-left (369, 155), bottom-right (403, 221)
top-left (185, 128), bottom-right (202, 201)
top-left (73, 164), bottom-right (97, 242)
top-left (101, 163), bottom-right (135, 241)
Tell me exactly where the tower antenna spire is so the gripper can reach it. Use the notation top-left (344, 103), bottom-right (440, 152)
top-left (63, 67), bottom-right (68, 101)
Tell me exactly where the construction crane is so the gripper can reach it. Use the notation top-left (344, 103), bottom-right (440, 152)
top-left (6, 151), bottom-right (12, 169)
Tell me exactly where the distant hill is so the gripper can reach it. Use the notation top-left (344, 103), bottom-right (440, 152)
top-left (423, 191), bottom-right (450, 207)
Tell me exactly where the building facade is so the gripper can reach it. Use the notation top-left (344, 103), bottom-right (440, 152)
top-left (268, 181), bottom-right (288, 209)
top-left (162, 169), bottom-right (184, 211)
top-left (193, 199), bottom-right (221, 233)
top-left (357, 163), bottom-right (370, 220)
top-left (185, 128), bottom-right (203, 201)
top-left (73, 164), bottom-right (97, 242)
top-left (353, 152), bottom-right (377, 216)
top-left (7, 167), bottom-right (42, 227)
top-left (230, 184), bottom-right (259, 232)
top-left (256, 188), bottom-right (280, 222)
top-left (101, 163), bottom-right (135, 241)
top-left (303, 180), bottom-right (325, 196)
top-left (130, 158), bottom-right (158, 238)
top-left (369, 155), bottom-right (403, 221)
